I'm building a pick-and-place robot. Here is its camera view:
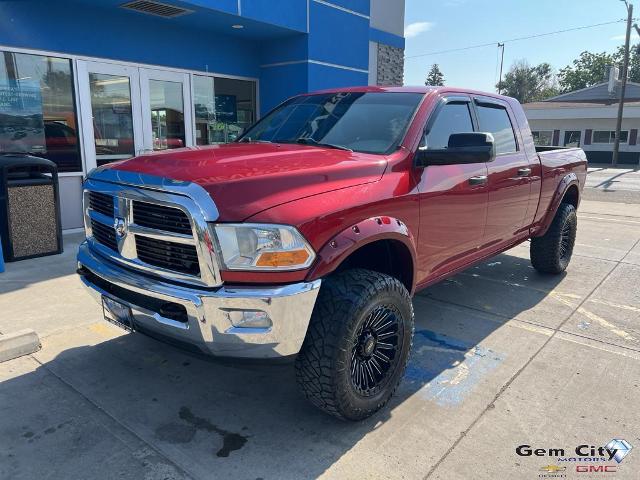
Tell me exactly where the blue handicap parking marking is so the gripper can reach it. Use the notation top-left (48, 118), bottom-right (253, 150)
top-left (0, 235), bottom-right (4, 273)
top-left (402, 330), bottom-right (504, 406)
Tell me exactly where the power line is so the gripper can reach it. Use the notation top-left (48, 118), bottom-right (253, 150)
top-left (406, 19), bottom-right (628, 60)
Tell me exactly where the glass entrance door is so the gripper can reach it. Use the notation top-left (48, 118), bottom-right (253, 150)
top-left (78, 63), bottom-right (194, 171)
top-left (77, 61), bottom-right (143, 170)
top-left (139, 69), bottom-right (192, 152)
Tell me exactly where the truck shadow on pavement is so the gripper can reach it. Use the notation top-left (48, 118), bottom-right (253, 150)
top-left (0, 233), bottom-right (85, 295)
top-left (1, 251), bottom-right (567, 480)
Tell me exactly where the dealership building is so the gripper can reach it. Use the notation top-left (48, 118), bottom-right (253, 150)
top-left (0, 0), bottom-right (406, 230)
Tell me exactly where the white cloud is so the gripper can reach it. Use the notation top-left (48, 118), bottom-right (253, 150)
top-left (611, 32), bottom-right (639, 41)
top-left (404, 22), bottom-right (434, 39)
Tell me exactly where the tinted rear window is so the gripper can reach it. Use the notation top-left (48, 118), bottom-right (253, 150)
top-left (476, 104), bottom-right (517, 154)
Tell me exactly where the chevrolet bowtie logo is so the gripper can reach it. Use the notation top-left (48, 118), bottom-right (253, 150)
top-left (540, 465), bottom-right (566, 473)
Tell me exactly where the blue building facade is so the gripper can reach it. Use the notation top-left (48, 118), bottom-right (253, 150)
top-left (0, 0), bottom-right (405, 229)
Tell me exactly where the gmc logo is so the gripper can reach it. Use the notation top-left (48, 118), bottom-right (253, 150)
top-left (576, 466), bottom-right (617, 473)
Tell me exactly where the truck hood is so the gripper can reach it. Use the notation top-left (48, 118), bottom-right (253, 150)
top-left (107, 143), bottom-right (387, 220)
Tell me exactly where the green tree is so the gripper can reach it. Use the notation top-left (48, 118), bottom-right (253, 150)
top-left (615, 43), bottom-right (640, 84)
top-left (425, 64), bottom-right (445, 86)
top-left (558, 44), bottom-right (640, 93)
top-left (496, 60), bottom-right (559, 103)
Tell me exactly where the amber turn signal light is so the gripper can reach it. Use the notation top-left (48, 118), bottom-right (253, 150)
top-left (255, 250), bottom-right (310, 267)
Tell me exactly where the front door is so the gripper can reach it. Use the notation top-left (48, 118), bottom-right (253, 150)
top-left (416, 96), bottom-right (489, 280)
top-left (77, 61), bottom-right (144, 170)
top-left (473, 97), bottom-right (532, 244)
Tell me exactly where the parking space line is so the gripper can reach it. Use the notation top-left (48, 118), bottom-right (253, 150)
top-left (575, 307), bottom-right (636, 341)
top-left (578, 215), bottom-right (640, 225)
top-left (572, 252), bottom-right (638, 265)
top-left (418, 283), bottom-right (640, 356)
top-left (424, 252), bottom-right (623, 479)
top-left (588, 298), bottom-right (640, 313)
top-left (556, 332), bottom-right (640, 360)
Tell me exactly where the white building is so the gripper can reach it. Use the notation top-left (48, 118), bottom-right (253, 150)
top-left (523, 67), bottom-right (640, 165)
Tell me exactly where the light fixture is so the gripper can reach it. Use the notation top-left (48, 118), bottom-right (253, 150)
top-left (225, 310), bottom-right (272, 329)
top-left (232, 24), bottom-right (244, 29)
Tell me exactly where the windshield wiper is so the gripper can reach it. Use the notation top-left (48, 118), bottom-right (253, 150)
top-left (238, 137), bottom-right (272, 143)
top-left (295, 137), bottom-right (352, 152)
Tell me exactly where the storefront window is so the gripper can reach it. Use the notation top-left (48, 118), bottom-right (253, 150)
top-left (532, 130), bottom-right (553, 147)
top-left (564, 130), bottom-right (581, 147)
top-left (193, 75), bottom-right (256, 145)
top-left (0, 51), bottom-right (81, 172)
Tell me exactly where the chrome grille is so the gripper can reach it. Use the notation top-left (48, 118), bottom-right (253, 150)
top-left (89, 191), bottom-right (114, 218)
top-left (90, 218), bottom-right (117, 251)
top-left (132, 200), bottom-right (192, 235)
top-left (135, 236), bottom-right (200, 275)
top-left (83, 171), bottom-right (221, 287)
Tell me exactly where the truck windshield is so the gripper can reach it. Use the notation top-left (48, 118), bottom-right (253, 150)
top-left (239, 92), bottom-right (424, 154)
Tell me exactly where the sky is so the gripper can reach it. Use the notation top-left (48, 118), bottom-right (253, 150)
top-left (403, 0), bottom-right (639, 91)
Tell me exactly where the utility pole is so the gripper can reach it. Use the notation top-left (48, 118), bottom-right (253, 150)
top-left (497, 43), bottom-right (505, 94)
top-left (613, 1), bottom-right (633, 168)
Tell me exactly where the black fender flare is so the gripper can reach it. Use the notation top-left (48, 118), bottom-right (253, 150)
top-left (306, 216), bottom-right (418, 293)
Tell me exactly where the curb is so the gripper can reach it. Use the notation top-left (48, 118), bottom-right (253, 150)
top-left (0, 329), bottom-right (41, 363)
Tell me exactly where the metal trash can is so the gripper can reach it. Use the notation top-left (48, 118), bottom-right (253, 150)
top-left (0, 154), bottom-right (63, 262)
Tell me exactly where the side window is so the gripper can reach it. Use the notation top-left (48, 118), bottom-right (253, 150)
top-left (424, 102), bottom-right (474, 150)
top-left (476, 104), bottom-right (517, 154)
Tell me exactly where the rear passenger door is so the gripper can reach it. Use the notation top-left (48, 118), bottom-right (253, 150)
top-left (474, 97), bottom-right (532, 245)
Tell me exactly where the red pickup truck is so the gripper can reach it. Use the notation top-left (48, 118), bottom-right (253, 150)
top-left (77, 86), bottom-right (587, 420)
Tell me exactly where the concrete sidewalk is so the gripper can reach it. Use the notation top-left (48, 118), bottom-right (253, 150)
top-left (1, 200), bottom-right (639, 480)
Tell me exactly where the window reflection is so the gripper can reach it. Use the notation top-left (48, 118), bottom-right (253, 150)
top-left (0, 51), bottom-right (81, 172)
top-left (193, 75), bottom-right (256, 144)
top-left (193, 75), bottom-right (215, 146)
top-left (89, 73), bottom-right (135, 165)
top-left (476, 104), bottom-right (517, 154)
top-left (149, 79), bottom-right (184, 150)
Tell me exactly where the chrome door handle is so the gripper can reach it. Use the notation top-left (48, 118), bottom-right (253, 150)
top-left (468, 175), bottom-right (488, 186)
top-left (517, 167), bottom-right (532, 177)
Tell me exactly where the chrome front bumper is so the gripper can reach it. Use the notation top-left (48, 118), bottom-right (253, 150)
top-left (77, 242), bottom-right (321, 358)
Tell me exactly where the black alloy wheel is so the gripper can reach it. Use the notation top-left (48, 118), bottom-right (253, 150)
top-left (350, 304), bottom-right (404, 397)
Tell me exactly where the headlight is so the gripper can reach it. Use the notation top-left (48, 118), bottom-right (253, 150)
top-left (212, 223), bottom-right (315, 271)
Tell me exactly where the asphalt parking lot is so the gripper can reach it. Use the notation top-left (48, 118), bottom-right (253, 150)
top-left (1, 177), bottom-right (639, 479)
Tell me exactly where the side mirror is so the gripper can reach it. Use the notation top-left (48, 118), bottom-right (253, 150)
top-left (416, 132), bottom-right (496, 167)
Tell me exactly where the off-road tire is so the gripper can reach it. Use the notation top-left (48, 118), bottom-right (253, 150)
top-left (295, 268), bottom-right (414, 421)
top-left (531, 202), bottom-right (577, 274)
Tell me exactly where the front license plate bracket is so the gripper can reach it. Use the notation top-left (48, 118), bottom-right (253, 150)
top-left (102, 295), bottom-right (134, 332)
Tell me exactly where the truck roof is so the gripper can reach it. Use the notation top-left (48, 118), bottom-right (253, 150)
top-left (305, 85), bottom-right (516, 103)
